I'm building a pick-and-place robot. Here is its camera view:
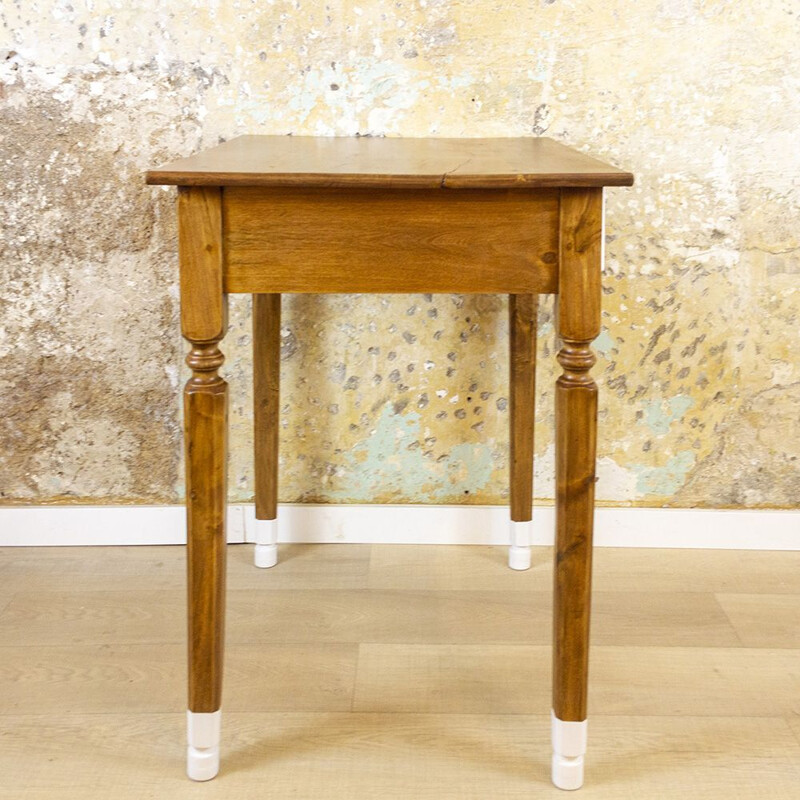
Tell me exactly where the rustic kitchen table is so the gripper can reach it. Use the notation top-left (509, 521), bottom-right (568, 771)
top-left (146, 135), bottom-right (633, 790)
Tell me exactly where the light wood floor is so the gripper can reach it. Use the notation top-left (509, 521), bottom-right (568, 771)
top-left (1, 543), bottom-right (799, 798)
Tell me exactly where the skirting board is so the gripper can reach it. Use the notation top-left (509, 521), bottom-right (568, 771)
top-left (0, 504), bottom-right (798, 549)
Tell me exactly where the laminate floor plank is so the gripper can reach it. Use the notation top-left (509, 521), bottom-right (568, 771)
top-left (2, 542), bottom-right (799, 798)
top-left (0, 543), bottom-right (371, 592)
top-left (0, 588), bottom-right (739, 648)
top-left (228, 542), bottom-right (372, 589)
top-left (1, 713), bottom-right (798, 799)
top-left (0, 643), bottom-right (358, 714)
top-left (368, 544), bottom-right (554, 591)
top-left (715, 593), bottom-right (800, 648)
top-left (369, 545), bottom-right (800, 594)
top-left (0, 545), bottom-right (185, 592)
top-left (591, 547), bottom-right (800, 595)
top-left (786, 715), bottom-right (800, 748)
top-left (353, 643), bottom-right (800, 717)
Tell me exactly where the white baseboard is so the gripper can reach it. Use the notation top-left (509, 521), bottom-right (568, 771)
top-left (0, 505), bottom-right (247, 547)
top-left (0, 504), bottom-right (798, 550)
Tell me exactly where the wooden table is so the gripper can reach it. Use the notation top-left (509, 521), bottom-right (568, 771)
top-left (146, 136), bottom-right (633, 790)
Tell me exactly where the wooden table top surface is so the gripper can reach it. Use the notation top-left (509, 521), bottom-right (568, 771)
top-left (146, 135), bottom-right (633, 189)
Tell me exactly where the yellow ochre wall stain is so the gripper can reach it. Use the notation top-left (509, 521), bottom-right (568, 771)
top-left (1, 2), bottom-right (798, 509)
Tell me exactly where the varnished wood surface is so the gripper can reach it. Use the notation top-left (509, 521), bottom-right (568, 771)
top-left (509, 295), bottom-right (538, 521)
top-left (223, 187), bottom-right (559, 294)
top-left (2, 544), bottom-right (800, 798)
top-left (557, 188), bottom-right (602, 343)
top-left (180, 187), bottom-right (229, 713)
top-left (147, 135), bottom-right (634, 189)
top-left (553, 188), bottom-right (603, 722)
top-left (161, 141), bottom-right (632, 783)
top-left (253, 294), bottom-right (281, 520)
top-left (184, 383), bottom-right (227, 712)
top-left (178, 187), bottom-right (226, 343)
top-left (553, 382), bottom-right (597, 720)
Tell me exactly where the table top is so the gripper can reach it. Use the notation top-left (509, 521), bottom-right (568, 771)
top-left (146, 135), bottom-right (633, 189)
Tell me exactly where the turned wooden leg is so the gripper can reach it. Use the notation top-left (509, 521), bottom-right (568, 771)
top-left (179, 187), bottom-right (228, 781)
top-left (508, 294), bottom-right (537, 570)
top-left (253, 293), bottom-right (281, 568)
top-left (552, 188), bottom-right (602, 791)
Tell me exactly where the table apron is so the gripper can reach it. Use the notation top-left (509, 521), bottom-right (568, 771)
top-left (221, 186), bottom-right (559, 294)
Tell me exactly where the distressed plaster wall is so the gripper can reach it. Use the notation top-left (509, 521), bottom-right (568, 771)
top-left (1, 1), bottom-right (798, 509)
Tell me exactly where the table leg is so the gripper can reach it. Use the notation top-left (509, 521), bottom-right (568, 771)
top-left (552, 188), bottom-right (602, 790)
top-left (508, 294), bottom-right (538, 570)
top-left (253, 293), bottom-right (281, 568)
top-left (179, 187), bottom-right (228, 781)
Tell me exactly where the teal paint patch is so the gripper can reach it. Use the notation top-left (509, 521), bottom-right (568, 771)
top-left (643, 395), bottom-right (694, 435)
top-left (330, 403), bottom-right (495, 502)
top-left (633, 451), bottom-right (696, 496)
top-left (593, 329), bottom-right (615, 356)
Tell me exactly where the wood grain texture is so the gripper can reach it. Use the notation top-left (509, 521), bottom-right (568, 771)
top-left (368, 544), bottom-right (800, 595)
top-left (180, 186), bottom-right (229, 714)
top-left (509, 295), bottom-right (537, 522)
top-left (185, 375), bottom-right (227, 713)
top-left (0, 644), bottom-right (186, 714)
top-left (0, 588), bottom-right (740, 649)
top-left (787, 716), bottom-right (800, 750)
top-left (353, 643), bottom-right (550, 713)
top-left (553, 383), bottom-right (597, 720)
top-left (715, 593), bottom-right (800, 647)
top-left (0, 643), bottom-right (357, 714)
top-left (354, 643), bottom-right (800, 718)
top-left (226, 543), bottom-right (371, 591)
top-left (3, 714), bottom-right (799, 799)
top-left (178, 187), bottom-right (226, 342)
top-left (227, 589), bottom-right (549, 646)
top-left (146, 135), bottom-right (634, 189)
top-left (552, 187), bottom-right (603, 722)
top-left (253, 293), bottom-right (281, 520)
top-left (222, 187), bottom-right (558, 294)
top-left (0, 543), bottom-right (370, 594)
top-left (557, 188), bottom-right (603, 343)
top-left (587, 646), bottom-right (800, 717)
top-left (367, 545), bottom-right (554, 591)
top-left (0, 546), bottom-right (187, 593)
top-left (590, 548), bottom-right (800, 594)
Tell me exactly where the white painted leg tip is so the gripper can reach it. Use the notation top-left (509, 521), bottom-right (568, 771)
top-left (187, 710), bottom-right (221, 781)
top-left (508, 546), bottom-right (531, 571)
top-left (187, 746), bottom-right (220, 781)
top-left (551, 713), bottom-right (587, 790)
top-left (552, 754), bottom-right (584, 790)
top-left (254, 543), bottom-right (278, 568)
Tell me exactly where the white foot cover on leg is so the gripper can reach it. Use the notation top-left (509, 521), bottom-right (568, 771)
top-left (508, 520), bottom-right (532, 570)
top-left (551, 711), bottom-right (587, 790)
top-left (254, 519), bottom-right (278, 568)
top-left (187, 709), bottom-right (221, 781)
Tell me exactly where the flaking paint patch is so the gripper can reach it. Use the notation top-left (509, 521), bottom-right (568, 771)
top-left (642, 395), bottom-right (694, 436)
top-left (2, 1), bottom-right (800, 511)
top-left (309, 402), bottom-right (496, 503)
top-left (634, 453), bottom-right (697, 497)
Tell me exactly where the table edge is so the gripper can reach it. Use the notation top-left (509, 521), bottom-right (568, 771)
top-left (145, 171), bottom-right (634, 188)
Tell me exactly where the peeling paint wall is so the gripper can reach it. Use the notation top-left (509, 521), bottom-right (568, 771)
top-left (2, 1), bottom-right (798, 509)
